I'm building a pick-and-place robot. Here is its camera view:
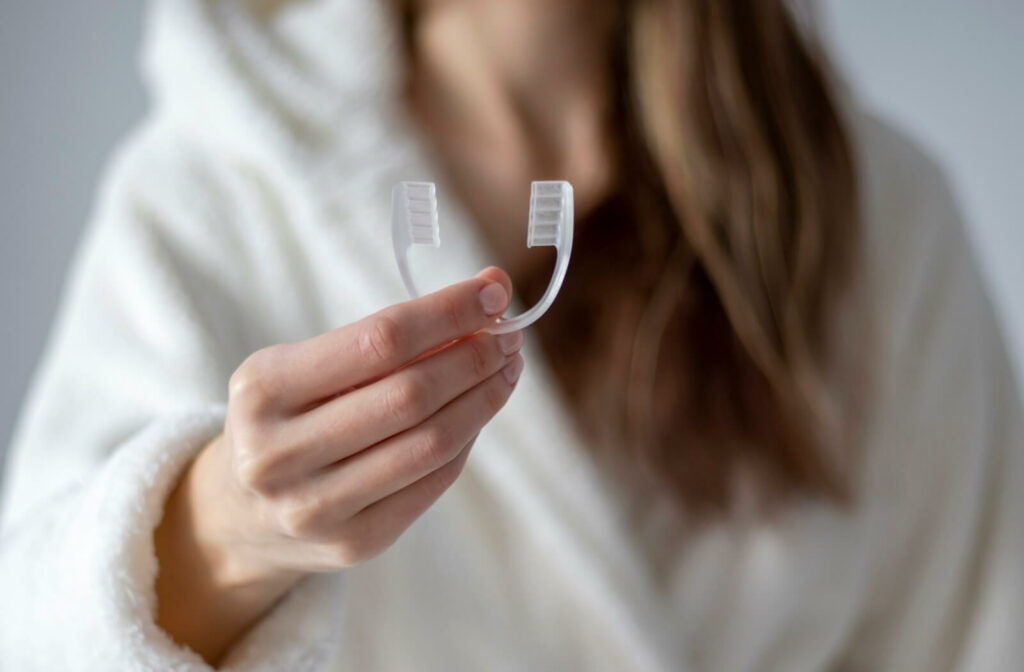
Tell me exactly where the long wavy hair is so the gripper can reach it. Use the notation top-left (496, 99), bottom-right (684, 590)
top-left (395, 0), bottom-right (862, 515)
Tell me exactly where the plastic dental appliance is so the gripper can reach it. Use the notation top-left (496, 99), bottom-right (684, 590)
top-left (391, 181), bottom-right (574, 335)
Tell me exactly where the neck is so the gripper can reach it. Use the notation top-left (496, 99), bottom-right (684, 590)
top-left (405, 0), bottom-right (618, 279)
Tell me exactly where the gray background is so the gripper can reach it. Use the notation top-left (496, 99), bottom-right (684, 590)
top-left (1, 2), bottom-right (1022, 478)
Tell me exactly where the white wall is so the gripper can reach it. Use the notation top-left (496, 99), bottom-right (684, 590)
top-left (0, 4), bottom-right (147, 467)
top-left (0, 2), bottom-right (1021, 477)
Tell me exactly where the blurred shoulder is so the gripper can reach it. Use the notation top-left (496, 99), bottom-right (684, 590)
top-left (842, 107), bottom-right (977, 345)
top-left (847, 107), bottom-right (965, 273)
top-left (96, 112), bottom-right (245, 238)
top-left (82, 109), bottom-right (301, 315)
top-left (842, 106), bottom-right (1021, 448)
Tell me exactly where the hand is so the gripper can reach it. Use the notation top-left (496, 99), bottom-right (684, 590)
top-left (154, 267), bottom-right (524, 662)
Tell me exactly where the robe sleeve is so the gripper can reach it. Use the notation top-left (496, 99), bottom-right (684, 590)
top-left (0, 118), bottom-right (347, 671)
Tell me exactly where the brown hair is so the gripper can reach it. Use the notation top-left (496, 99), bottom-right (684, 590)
top-left (398, 0), bottom-right (862, 515)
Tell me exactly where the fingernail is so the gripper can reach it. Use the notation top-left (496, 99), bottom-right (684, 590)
top-left (502, 356), bottom-right (524, 384)
top-left (479, 283), bottom-right (509, 316)
top-left (497, 331), bottom-right (524, 355)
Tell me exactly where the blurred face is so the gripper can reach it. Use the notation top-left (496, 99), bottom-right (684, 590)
top-left (407, 0), bottom-right (611, 77)
top-left (399, 0), bottom-right (618, 278)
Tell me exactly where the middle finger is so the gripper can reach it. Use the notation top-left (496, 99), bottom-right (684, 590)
top-left (268, 329), bottom-right (524, 486)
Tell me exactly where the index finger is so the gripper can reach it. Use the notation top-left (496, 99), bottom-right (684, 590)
top-left (268, 270), bottom-right (512, 412)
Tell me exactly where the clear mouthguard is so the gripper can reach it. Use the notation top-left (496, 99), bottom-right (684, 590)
top-left (391, 180), bottom-right (574, 334)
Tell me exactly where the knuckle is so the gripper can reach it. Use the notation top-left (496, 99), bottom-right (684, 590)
top-left (467, 337), bottom-right (494, 378)
top-left (411, 423), bottom-right (456, 469)
top-left (327, 534), bottom-right (383, 568)
top-left (425, 457), bottom-right (464, 500)
top-left (230, 429), bottom-right (290, 495)
top-left (276, 493), bottom-right (322, 537)
top-left (359, 313), bottom-right (403, 365)
top-left (235, 454), bottom-right (265, 492)
top-left (437, 293), bottom-right (470, 334)
top-left (233, 444), bottom-right (273, 493)
top-left (383, 378), bottom-right (430, 424)
top-left (482, 377), bottom-right (510, 415)
top-left (228, 367), bottom-right (260, 408)
top-left (229, 347), bottom-right (286, 412)
top-left (324, 542), bottom-right (358, 568)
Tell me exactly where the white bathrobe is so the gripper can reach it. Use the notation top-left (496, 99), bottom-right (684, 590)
top-left (1, 1), bottom-right (1021, 670)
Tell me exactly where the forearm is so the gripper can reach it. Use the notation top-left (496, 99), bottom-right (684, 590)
top-left (152, 271), bottom-right (520, 666)
top-left (154, 437), bottom-right (304, 666)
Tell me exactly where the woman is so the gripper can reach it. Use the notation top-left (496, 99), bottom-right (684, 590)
top-left (1, 0), bottom-right (1021, 669)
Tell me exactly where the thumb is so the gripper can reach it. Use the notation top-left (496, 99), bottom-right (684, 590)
top-left (474, 266), bottom-right (514, 306)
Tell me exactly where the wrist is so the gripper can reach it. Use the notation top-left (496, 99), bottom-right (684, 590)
top-left (186, 437), bottom-right (301, 592)
top-left (154, 436), bottom-right (302, 664)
